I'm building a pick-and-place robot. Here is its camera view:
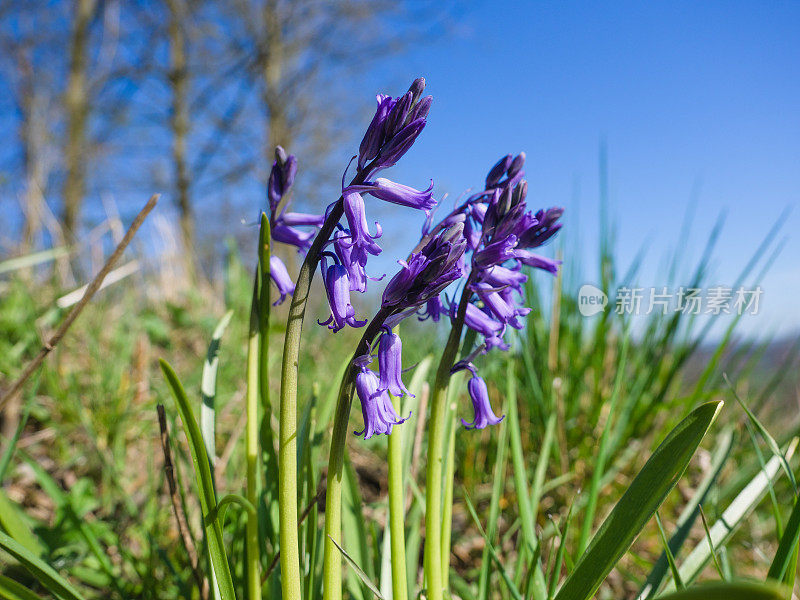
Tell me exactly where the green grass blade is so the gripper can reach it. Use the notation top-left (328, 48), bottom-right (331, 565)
top-left (327, 535), bottom-right (385, 600)
top-left (654, 512), bottom-right (683, 590)
top-left (0, 530), bottom-right (86, 600)
top-left (577, 334), bottom-right (629, 554)
top-left (667, 438), bottom-right (799, 590)
top-left (554, 401), bottom-right (722, 600)
top-left (159, 359), bottom-right (237, 600)
top-left (464, 492), bottom-right (524, 600)
top-left (0, 392), bottom-right (34, 483)
top-left (0, 574), bottom-right (45, 600)
top-left (767, 494), bottom-right (800, 583)
top-left (654, 580), bottom-right (788, 600)
top-left (342, 455), bottom-right (373, 600)
top-left (698, 506), bottom-right (726, 580)
top-left (477, 412), bottom-right (509, 600)
top-left (547, 498), bottom-right (575, 599)
top-left (507, 358), bottom-right (549, 600)
top-left (0, 247), bottom-right (69, 275)
top-left (725, 375), bottom-right (797, 492)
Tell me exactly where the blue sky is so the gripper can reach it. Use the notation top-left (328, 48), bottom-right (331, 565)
top-left (349, 1), bottom-right (799, 338)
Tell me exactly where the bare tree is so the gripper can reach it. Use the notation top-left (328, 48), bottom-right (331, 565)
top-left (166, 0), bottom-right (194, 254)
top-left (62, 0), bottom-right (100, 240)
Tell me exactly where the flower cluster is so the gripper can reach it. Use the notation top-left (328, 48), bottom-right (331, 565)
top-left (421, 153), bottom-right (564, 428)
top-left (324, 78), bottom-right (436, 329)
top-left (268, 77), bottom-right (563, 438)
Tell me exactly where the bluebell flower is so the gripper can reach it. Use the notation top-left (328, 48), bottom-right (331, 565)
top-left (269, 256), bottom-right (295, 305)
top-left (345, 178), bottom-right (436, 213)
top-left (272, 222), bottom-right (315, 251)
top-left (377, 327), bottom-right (413, 397)
top-left (418, 296), bottom-right (445, 322)
top-left (353, 356), bottom-right (408, 439)
top-left (473, 234), bottom-right (518, 268)
top-left (342, 190), bottom-right (383, 262)
top-left (481, 265), bottom-right (528, 291)
top-left (452, 362), bottom-right (504, 430)
top-left (333, 229), bottom-right (368, 293)
top-left (472, 282), bottom-right (530, 329)
top-left (513, 249), bottom-right (561, 274)
top-left (318, 254), bottom-right (367, 332)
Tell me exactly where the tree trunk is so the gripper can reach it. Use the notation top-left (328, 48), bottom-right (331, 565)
top-left (262, 0), bottom-right (289, 161)
top-left (166, 0), bottom-right (194, 262)
top-left (62, 0), bottom-right (97, 240)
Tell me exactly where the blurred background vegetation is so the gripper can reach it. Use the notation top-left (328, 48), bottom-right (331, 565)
top-left (1, 1), bottom-right (799, 599)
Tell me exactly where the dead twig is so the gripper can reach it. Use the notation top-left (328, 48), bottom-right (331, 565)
top-left (157, 404), bottom-right (209, 600)
top-left (0, 194), bottom-right (159, 413)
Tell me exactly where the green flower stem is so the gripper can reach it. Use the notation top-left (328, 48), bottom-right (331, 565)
top-left (279, 201), bottom-right (344, 600)
top-left (246, 276), bottom-right (261, 600)
top-left (425, 283), bottom-right (471, 600)
top-left (440, 395), bottom-right (456, 588)
top-left (323, 309), bottom-right (391, 600)
top-left (258, 213), bottom-right (272, 417)
top-left (279, 158), bottom-right (375, 600)
top-left (387, 328), bottom-right (408, 600)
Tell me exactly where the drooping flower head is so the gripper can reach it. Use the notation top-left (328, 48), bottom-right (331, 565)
top-left (409, 151), bottom-right (563, 430)
top-left (317, 78), bottom-right (436, 328)
top-left (269, 255), bottom-right (295, 306)
top-left (451, 362), bottom-right (504, 430)
top-left (318, 254), bottom-right (367, 333)
top-left (377, 327), bottom-right (413, 397)
top-left (353, 355), bottom-right (409, 439)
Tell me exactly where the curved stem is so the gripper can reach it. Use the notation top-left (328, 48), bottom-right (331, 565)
top-left (424, 282), bottom-right (471, 600)
top-left (278, 203), bottom-right (343, 600)
top-left (322, 309), bottom-right (390, 600)
top-left (278, 158), bottom-right (375, 600)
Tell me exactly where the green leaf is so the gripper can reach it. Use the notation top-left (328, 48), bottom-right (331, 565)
top-left (554, 401), bottom-right (722, 600)
top-left (654, 580), bottom-right (788, 600)
top-left (159, 359), bottom-right (237, 600)
top-left (0, 530), bottom-right (86, 600)
top-left (327, 535), bottom-right (385, 600)
top-left (0, 575), bottom-right (44, 600)
top-left (767, 494), bottom-right (800, 583)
